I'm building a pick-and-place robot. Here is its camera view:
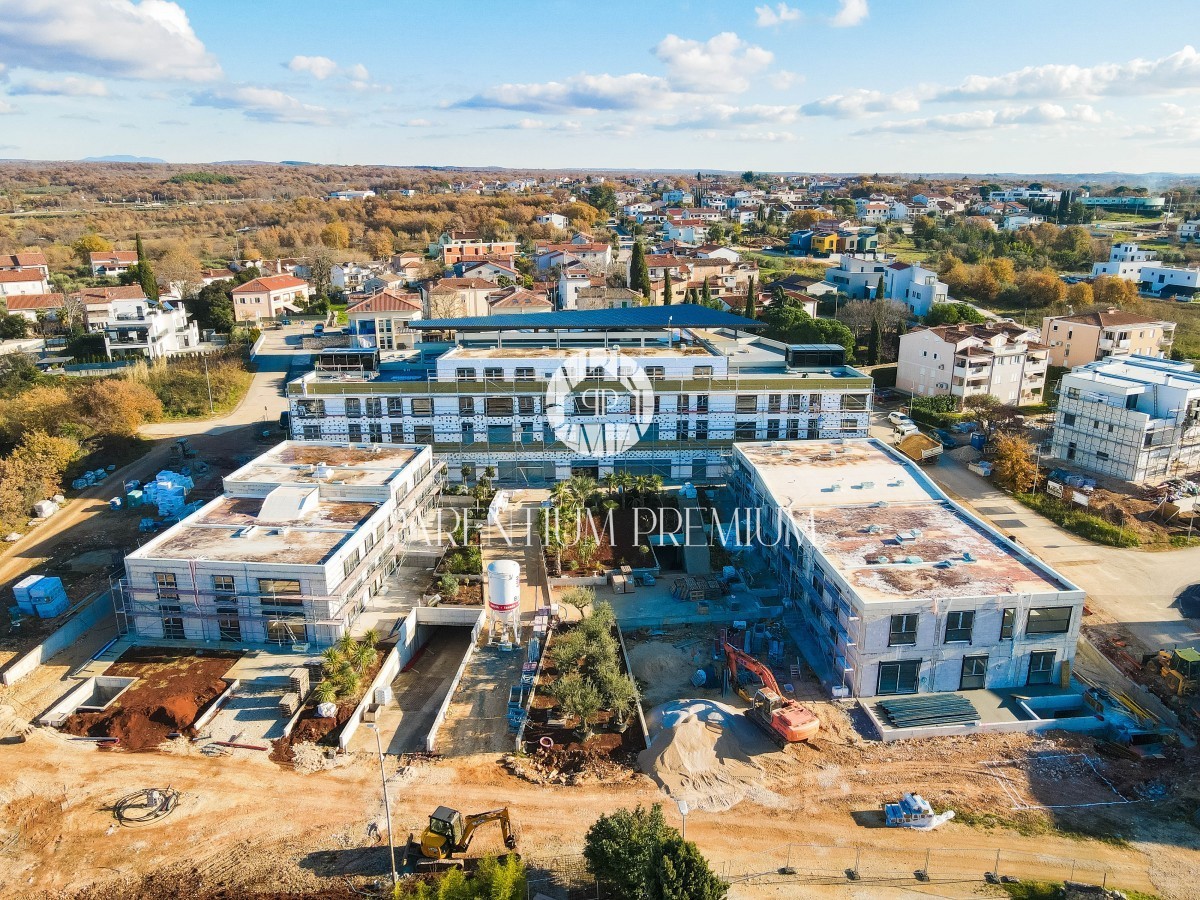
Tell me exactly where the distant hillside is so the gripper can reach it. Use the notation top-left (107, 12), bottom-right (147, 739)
top-left (81, 154), bottom-right (166, 163)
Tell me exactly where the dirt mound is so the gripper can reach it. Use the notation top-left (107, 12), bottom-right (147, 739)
top-left (627, 641), bottom-right (703, 706)
top-left (638, 701), bottom-right (782, 812)
top-left (155, 694), bottom-right (202, 729)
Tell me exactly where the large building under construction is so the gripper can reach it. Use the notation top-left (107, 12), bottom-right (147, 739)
top-left (730, 439), bottom-right (1085, 699)
top-left (286, 306), bottom-right (873, 485)
top-left (116, 441), bottom-right (443, 647)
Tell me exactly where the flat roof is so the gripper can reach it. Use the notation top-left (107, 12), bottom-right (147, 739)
top-left (735, 440), bottom-right (1076, 604)
top-left (225, 442), bottom-right (421, 487)
top-left (143, 494), bottom-right (374, 565)
top-left (410, 304), bottom-right (765, 331)
top-left (443, 344), bottom-right (716, 360)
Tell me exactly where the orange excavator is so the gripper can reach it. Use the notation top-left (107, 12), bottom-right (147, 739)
top-left (724, 642), bottom-right (820, 745)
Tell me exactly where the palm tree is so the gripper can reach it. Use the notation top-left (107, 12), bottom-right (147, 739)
top-left (349, 641), bottom-right (378, 674)
top-left (313, 680), bottom-right (338, 705)
top-left (550, 480), bottom-right (575, 511)
top-left (321, 646), bottom-right (344, 676)
top-left (614, 471), bottom-right (634, 508)
top-left (361, 628), bottom-right (380, 650)
top-left (602, 472), bottom-right (619, 501)
top-left (567, 474), bottom-right (599, 509)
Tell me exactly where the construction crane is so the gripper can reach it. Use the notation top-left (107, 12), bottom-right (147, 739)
top-left (723, 643), bottom-right (820, 745)
top-left (419, 806), bottom-right (516, 860)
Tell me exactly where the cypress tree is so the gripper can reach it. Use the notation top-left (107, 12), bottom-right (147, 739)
top-left (875, 274), bottom-right (886, 302)
top-left (868, 316), bottom-right (882, 366)
top-left (134, 233), bottom-right (159, 301)
top-left (769, 285), bottom-right (788, 312)
top-left (663, 269), bottom-right (674, 306)
top-left (630, 241), bottom-right (652, 300)
top-left (743, 275), bottom-right (756, 320)
top-left (701, 276), bottom-right (712, 306)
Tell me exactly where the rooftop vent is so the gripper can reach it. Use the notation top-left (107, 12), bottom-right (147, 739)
top-left (962, 551), bottom-right (976, 562)
top-left (234, 525), bottom-right (257, 539)
top-left (313, 462), bottom-right (331, 480)
top-left (860, 481), bottom-right (875, 489)
top-left (865, 524), bottom-right (882, 534)
top-left (874, 555), bottom-right (889, 564)
top-left (904, 555), bottom-right (923, 564)
top-left (872, 500), bottom-right (889, 508)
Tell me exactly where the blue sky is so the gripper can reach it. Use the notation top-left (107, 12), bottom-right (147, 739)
top-left (1, 0), bottom-right (1199, 172)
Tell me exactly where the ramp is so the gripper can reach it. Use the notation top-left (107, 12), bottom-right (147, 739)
top-left (678, 490), bottom-right (711, 575)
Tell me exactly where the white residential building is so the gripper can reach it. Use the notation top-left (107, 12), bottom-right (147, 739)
top-left (1139, 262), bottom-right (1200, 299)
top-left (0, 252), bottom-right (50, 279)
top-left (287, 306), bottom-right (872, 485)
top-left (332, 262), bottom-right (378, 292)
top-left (1050, 356), bottom-right (1200, 483)
top-left (89, 251), bottom-right (139, 277)
top-left (102, 297), bottom-right (200, 360)
top-left (330, 189), bottom-right (376, 200)
top-left (0, 268), bottom-right (51, 297)
top-left (731, 440), bottom-right (1084, 702)
top-left (822, 254), bottom-right (892, 299)
top-left (988, 188), bottom-right (1063, 203)
top-left (346, 290), bottom-right (422, 351)
top-left (1001, 214), bottom-right (1045, 231)
top-left (535, 212), bottom-right (569, 229)
top-left (116, 442), bottom-right (442, 647)
top-left (897, 323), bottom-right (1048, 405)
top-left (854, 199), bottom-right (891, 223)
top-left (1179, 219), bottom-right (1200, 243)
top-left (883, 262), bottom-right (949, 317)
top-left (1090, 242), bottom-right (1156, 281)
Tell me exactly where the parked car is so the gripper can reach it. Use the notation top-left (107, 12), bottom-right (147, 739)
top-left (280, 317), bottom-right (291, 326)
top-left (888, 411), bottom-right (914, 427)
top-left (894, 422), bottom-right (919, 437)
top-left (312, 323), bottom-right (325, 337)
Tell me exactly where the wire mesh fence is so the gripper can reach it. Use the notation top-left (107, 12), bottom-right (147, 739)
top-left (522, 842), bottom-right (1153, 898)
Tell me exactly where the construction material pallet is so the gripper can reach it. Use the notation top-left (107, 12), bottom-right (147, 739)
top-left (876, 694), bottom-right (980, 729)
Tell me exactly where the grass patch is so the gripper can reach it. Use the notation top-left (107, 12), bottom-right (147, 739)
top-left (954, 807), bottom-right (1133, 849)
top-left (1001, 882), bottom-right (1158, 900)
top-left (1014, 492), bottom-right (1140, 547)
top-left (142, 352), bottom-right (254, 419)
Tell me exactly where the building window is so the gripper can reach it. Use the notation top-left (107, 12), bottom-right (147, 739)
top-left (889, 613), bottom-right (918, 646)
top-left (160, 604), bottom-right (185, 640)
top-left (258, 578), bottom-right (301, 596)
top-left (366, 398), bottom-right (382, 418)
top-left (786, 419), bottom-right (800, 440)
top-left (1026, 607), bottom-right (1072, 635)
top-left (944, 610), bottom-right (974, 643)
top-left (694, 365), bottom-right (713, 377)
top-left (767, 394), bottom-right (781, 412)
top-left (348, 423), bottom-right (363, 442)
top-left (735, 422), bottom-right (757, 441)
top-left (212, 575), bottom-right (235, 595)
top-left (487, 397), bottom-right (514, 416)
top-left (736, 395), bottom-right (757, 413)
top-left (459, 396), bottom-right (475, 416)
top-left (456, 367), bottom-right (476, 382)
top-left (154, 572), bottom-right (178, 600)
top-left (302, 424), bottom-right (320, 440)
top-left (487, 424), bottom-right (512, 444)
top-left (387, 397), bottom-right (404, 416)
top-left (787, 394), bottom-right (802, 412)
top-left (765, 419), bottom-right (781, 440)
top-left (368, 423), bottom-right (382, 442)
top-left (1027, 650), bottom-right (1056, 685)
top-left (1063, 413), bottom-right (1076, 426)
top-left (461, 423), bottom-right (474, 444)
top-left (410, 398), bottom-right (432, 416)
top-left (645, 366), bottom-right (665, 380)
top-left (695, 421), bottom-right (708, 440)
top-left (877, 659), bottom-right (920, 695)
top-left (696, 395), bottom-right (709, 413)
top-left (389, 423), bottom-right (404, 443)
top-left (297, 399), bottom-right (325, 418)
top-left (216, 606), bottom-right (240, 641)
top-left (518, 396), bottom-right (535, 415)
top-left (413, 425), bottom-right (433, 444)
top-left (1000, 608), bottom-right (1015, 640)
top-left (960, 655), bottom-right (988, 690)
top-left (484, 367), bottom-right (503, 380)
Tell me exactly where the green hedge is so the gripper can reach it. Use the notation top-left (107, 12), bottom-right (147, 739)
top-left (1015, 492), bottom-right (1140, 548)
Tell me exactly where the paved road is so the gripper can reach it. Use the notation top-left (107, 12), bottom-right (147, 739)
top-left (870, 414), bottom-right (1200, 652)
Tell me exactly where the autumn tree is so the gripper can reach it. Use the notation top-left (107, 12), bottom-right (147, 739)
top-left (320, 221), bottom-right (350, 250)
top-left (1015, 267), bottom-right (1066, 309)
top-left (155, 243), bottom-right (202, 297)
top-left (72, 232), bottom-right (112, 267)
top-left (1065, 281), bottom-right (1094, 309)
top-left (1092, 275), bottom-right (1139, 307)
top-left (991, 432), bottom-right (1039, 493)
top-left (76, 378), bottom-right (163, 435)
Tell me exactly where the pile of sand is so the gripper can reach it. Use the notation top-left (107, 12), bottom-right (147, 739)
top-left (638, 699), bottom-right (783, 812)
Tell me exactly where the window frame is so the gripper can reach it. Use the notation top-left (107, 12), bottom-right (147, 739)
top-left (889, 613), bottom-right (918, 647)
top-left (944, 610), bottom-right (975, 644)
top-left (1026, 606), bottom-right (1072, 635)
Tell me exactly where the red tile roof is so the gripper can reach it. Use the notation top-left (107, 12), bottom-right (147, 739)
top-left (433, 277), bottom-right (495, 290)
top-left (232, 275), bottom-right (309, 294)
top-left (3, 292), bottom-right (64, 311)
top-left (0, 252), bottom-right (48, 268)
top-left (0, 268), bottom-right (46, 284)
top-left (89, 251), bottom-right (139, 265)
top-left (346, 290), bottom-right (421, 314)
top-left (78, 285), bottom-right (147, 302)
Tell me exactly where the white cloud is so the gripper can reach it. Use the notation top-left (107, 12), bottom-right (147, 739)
top-left (770, 70), bottom-right (800, 90)
top-left (0, 99), bottom-right (15, 114)
top-left (801, 88), bottom-right (920, 118)
top-left (0, 0), bottom-right (220, 82)
top-left (192, 86), bottom-right (329, 126)
top-left (755, 3), bottom-right (802, 27)
top-left (288, 55), bottom-right (339, 80)
top-left (346, 63), bottom-right (370, 83)
top-left (861, 103), bottom-right (1103, 134)
top-left (11, 76), bottom-right (108, 97)
top-left (830, 0), bottom-right (869, 27)
top-left (654, 32), bottom-right (773, 93)
top-left (455, 72), bottom-right (671, 113)
top-left (936, 45), bottom-right (1200, 102)
top-left (403, 118), bottom-right (433, 127)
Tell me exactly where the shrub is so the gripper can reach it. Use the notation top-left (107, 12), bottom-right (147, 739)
top-left (1015, 493), bottom-right (1139, 548)
top-left (438, 574), bottom-right (460, 597)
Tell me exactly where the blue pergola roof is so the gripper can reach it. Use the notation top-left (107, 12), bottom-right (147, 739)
top-left (410, 303), bottom-right (766, 331)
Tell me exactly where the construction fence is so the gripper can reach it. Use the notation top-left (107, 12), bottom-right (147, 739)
top-left (523, 843), bottom-right (1154, 899)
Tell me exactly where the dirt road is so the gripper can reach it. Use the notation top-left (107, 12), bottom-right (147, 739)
top-left (0, 705), bottom-right (1192, 899)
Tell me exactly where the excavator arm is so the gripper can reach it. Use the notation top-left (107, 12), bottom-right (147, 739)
top-left (461, 808), bottom-right (516, 852)
top-left (724, 642), bottom-right (785, 697)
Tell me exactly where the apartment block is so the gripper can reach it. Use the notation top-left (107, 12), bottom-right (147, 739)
top-left (730, 440), bottom-right (1084, 699)
top-left (884, 261), bottom-right (949, 317)
top-left (117, 442), bottom-right (443, 647)
top-left (1040, 309), bottom-right (1175, 368)
top-left (287, 306), bottom-right (873, 485)
top-left (897, 323), bottom-right (1048, 405)
top-left (1050, 356), bottom-right (1200, 483)
top-left (1090, 242), bottom-right (1157, 281)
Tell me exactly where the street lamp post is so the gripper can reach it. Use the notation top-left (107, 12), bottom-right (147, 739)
top-left (367, 723), bottom-right (398, 888)
top-left (675, 799), bottom-right (689, 842)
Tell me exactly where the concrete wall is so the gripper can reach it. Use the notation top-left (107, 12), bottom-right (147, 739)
top-left (2, 592), bottom-right (114, 686)
top-left (423, 607), bottom-right (485, 753)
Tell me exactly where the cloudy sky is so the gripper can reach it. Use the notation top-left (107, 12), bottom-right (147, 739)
top-left (0, 0), bottom-right (1198, 172)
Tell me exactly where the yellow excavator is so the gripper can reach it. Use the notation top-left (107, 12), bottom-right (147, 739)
top-left (1144, 648), bottom-right (1200, 696)
top-left (419, 806), bottom-right (516, 860)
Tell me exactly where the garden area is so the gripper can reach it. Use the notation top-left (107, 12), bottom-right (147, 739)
top-left (272, 633), bottom-right (384, 760)
top-left (540, 474), bottom-right (671, 577)
top-left (522, 598), bottom-right (644, 776)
